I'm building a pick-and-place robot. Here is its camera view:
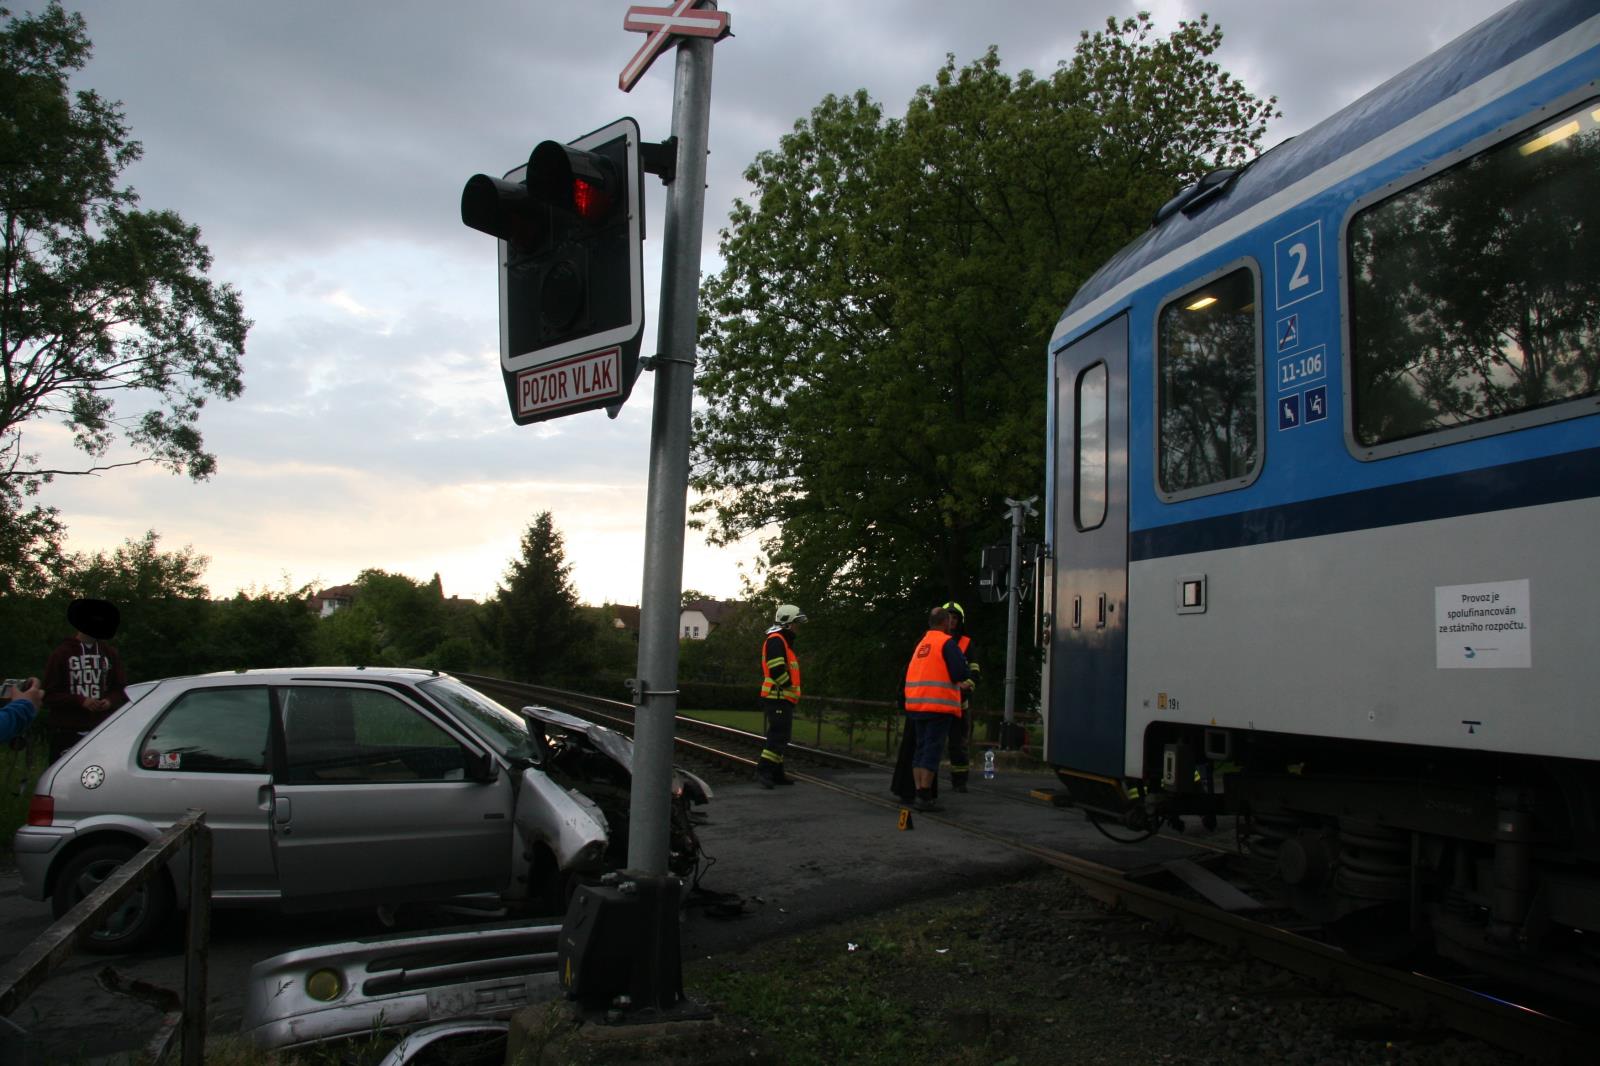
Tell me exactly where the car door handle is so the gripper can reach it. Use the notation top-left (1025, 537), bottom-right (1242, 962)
top-left (272, 795), bottom-right (292, 825)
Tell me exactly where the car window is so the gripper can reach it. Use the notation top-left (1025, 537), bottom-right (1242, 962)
top-left (279, 686), bottom-right (469, 784)
top-left (419, 676), bottom-right (535, 760)
top-left (139, 686), bottom-right (270, 774)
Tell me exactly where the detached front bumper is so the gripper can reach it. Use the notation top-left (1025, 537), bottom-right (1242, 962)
top-left (241, 920), bottom-right (563, 1050)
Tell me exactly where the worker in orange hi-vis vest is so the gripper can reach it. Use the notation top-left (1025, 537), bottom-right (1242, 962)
top-left (941, 601), bottom-right (979, 793)
top-left (755, 604), bottom-right (805, 789)
top-left (902, 605), bottom-right (972, 812)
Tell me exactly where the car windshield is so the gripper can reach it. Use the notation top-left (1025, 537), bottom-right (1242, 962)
top-left (419, 677), bottom-right (536, 760)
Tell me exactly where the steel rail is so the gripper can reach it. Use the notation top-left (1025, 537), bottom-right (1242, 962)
top-left (457, 674), bottom-right (876, 771)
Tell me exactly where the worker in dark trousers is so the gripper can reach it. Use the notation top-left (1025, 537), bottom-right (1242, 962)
top-left (892, 601), bottom-right (977, 801)
top-left (903, 605), bottom-right (972, 812)
top-left (755, 604), bottom-right (805, 789)
top-left (890, 687), bottom-right (917, 804)
top-left (942, 602), bottom-right (979, 792)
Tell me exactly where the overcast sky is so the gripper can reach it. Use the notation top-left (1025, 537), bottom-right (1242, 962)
top-left (24, 0), bottom-right (1508, 605)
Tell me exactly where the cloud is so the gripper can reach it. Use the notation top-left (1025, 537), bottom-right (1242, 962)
top-left (24, 0), bottom-right (1510, 606)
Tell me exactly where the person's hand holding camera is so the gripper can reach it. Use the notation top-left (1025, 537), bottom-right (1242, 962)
top-left (3, 677), bottom-right (43, 707)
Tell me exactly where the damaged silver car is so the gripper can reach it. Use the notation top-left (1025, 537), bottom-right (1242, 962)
top-left (12, 667), bottom-right (712, 952)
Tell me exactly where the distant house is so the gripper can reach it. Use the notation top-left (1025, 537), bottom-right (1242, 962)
top-left (609, 605), bottom-right (641, 634)
top-left (308, 584), bottom-right (356, 618)
top-left (680, 598), bottom-right (742, 640)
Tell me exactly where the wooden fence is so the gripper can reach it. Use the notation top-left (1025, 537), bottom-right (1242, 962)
top-left (0, 809), bottom-right (213, 1065)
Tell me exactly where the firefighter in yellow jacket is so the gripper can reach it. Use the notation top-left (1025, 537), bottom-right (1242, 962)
top-left (903, 605), bottom-right (973, 812)
top-left (755, 604), bottom-right (805, 789)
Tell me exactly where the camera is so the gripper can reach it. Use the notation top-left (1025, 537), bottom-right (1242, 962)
top-left (2, 678), bottom-right (26, 696)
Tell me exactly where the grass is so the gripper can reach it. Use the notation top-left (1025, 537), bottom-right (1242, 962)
top-left (683, 893), bottom-right (1014, 1066)
top-left (0, 731), bottom-right (49, 849)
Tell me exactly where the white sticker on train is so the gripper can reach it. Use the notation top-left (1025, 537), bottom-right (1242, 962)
top-left (1435, 579), bottom-right (1531, 669)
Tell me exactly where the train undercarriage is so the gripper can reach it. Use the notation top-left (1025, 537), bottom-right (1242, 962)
top-left (1059, 728), bottom-right (1600, 1005)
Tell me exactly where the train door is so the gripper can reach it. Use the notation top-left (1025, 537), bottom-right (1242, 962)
top-left (1049, 313), bottom-right (1129, 785)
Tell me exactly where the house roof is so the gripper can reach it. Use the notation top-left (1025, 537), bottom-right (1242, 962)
top-left (683, 598), bottom-right (743, 626)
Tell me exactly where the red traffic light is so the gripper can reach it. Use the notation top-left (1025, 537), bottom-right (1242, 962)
top-left (529, 141), bottom-right (620, 223)
top-left (461, 117), bottom-right (645, 426)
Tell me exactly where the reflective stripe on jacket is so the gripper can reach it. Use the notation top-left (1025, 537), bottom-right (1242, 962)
top-left (760, 628), bottom-right (801, 704)
top-left (904, 629), bottom-right (962, 715)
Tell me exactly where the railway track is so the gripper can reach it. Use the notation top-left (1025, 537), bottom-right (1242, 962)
top-left (458, 673), bottom-right (877, 776)
top-left (461, 673), bottom-right (1590, 1063)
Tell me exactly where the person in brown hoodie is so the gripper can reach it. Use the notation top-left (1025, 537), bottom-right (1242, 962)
top-left (42, 598), bottom-right (129, 761)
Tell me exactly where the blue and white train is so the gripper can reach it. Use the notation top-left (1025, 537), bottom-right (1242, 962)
top-left (1043, 0), bottom-right (1600, 992)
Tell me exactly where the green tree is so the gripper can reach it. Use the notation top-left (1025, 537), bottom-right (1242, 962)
top-left (585, 604), bottom-right (639, 688)
top-left (312, 568), bottom-right (446, 667)
top-left (0, 493), bottom-right (62, 595)
top-left (692, 15), bottom-right (1275, 694)
top-left (51, 530), bottom-right (209, 680)
top-left (0, 3), bottom-right (248, 589)
top-left (482, 512), bottom-right (596, 684)
top-left (208, 585), bottom-right (319, 672)
top-left (678, 600), bottom-right (760, 686)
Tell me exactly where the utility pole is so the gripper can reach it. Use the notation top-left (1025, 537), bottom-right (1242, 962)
top-left (627, 15), bottom-right (715, 881)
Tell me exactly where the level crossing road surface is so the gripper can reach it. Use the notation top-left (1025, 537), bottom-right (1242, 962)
top-left (0, 764), bottom-right (1225, 1062)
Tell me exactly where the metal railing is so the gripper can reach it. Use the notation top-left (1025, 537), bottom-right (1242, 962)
top-left (0, 808), bottom-right (212, 1065)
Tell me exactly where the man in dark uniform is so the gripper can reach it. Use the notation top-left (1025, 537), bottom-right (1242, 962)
top-left (755, 604), bottom-right (805, 789)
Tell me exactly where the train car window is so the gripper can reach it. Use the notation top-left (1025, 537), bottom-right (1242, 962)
top-left (1349, 99), bottom-right (1600, 448)
top-left (1075, 361), bottom-right (1108, 530)
top-left (1156, 267), bottom-right (1260, 495)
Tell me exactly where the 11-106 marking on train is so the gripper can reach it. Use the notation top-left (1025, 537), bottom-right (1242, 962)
top-left (1277, 345), bottom-right (1325, 391)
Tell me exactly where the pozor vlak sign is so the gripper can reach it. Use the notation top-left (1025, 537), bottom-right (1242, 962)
top-left (460, 117), bottom-right (646, 424)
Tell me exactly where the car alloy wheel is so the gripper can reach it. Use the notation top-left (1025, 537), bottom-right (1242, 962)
top-left (50, 841), bottom-right (174, 953)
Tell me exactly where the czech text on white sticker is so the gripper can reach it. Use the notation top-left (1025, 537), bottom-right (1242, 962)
top-left (1435, 579), bottom-right (1531, 669)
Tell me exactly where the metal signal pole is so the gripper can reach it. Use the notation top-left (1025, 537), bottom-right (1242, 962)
top-left (628, 19), bottom-right (715, 878)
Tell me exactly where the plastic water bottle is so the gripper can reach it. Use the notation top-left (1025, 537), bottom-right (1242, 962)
top-left (982, 749), bottom-right (996, 780)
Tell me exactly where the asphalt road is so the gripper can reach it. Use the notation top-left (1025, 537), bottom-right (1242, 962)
top-left (0, 762), bottom-right (1225, 1062)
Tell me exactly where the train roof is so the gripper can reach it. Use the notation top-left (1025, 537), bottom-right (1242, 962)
top-left (1052, 0), bottom-right (1600, 346)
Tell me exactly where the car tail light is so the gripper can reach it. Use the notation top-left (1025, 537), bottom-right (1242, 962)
top-left (26, 795), bottom-right (53, 826)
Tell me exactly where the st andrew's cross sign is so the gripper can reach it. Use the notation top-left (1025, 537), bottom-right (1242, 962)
top-left (620, 0), bottom-right (732, 92)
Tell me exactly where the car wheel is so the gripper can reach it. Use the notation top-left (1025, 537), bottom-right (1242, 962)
top-left (50, 841), bottom-right (174, 954)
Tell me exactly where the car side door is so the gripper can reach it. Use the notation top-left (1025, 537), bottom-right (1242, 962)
top-left (129, 685), bottom-right (276, 897)
top-left (267, 683), bottom-right (513, 911)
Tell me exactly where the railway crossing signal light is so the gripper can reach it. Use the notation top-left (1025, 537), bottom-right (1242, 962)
top-left (460, 117), bottom-right (646, 425)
